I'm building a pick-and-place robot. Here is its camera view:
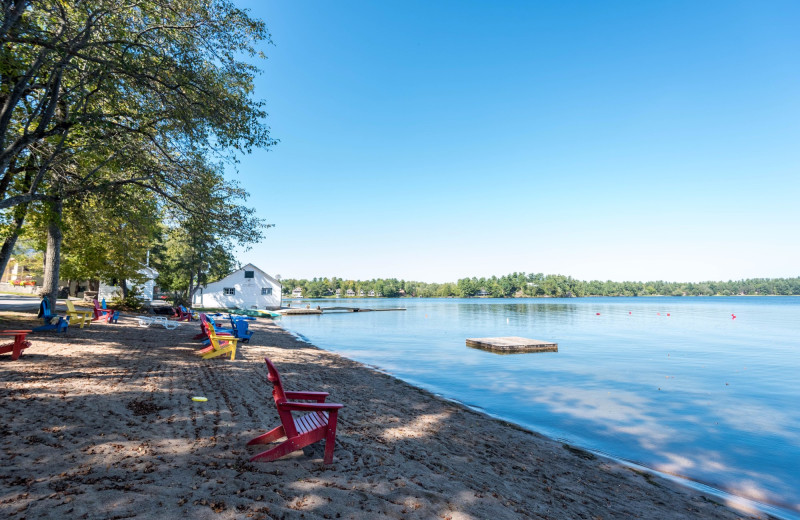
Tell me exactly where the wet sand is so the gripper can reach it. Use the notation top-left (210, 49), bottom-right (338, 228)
top-left (0, 311), bottom-right (764, 519)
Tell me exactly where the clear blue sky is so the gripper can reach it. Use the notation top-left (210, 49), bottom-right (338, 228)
top-left (233, 0), bottom-right (800, 283)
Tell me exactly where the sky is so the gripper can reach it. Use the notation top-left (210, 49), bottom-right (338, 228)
top-left (231, 0), bottom-right (800, 283)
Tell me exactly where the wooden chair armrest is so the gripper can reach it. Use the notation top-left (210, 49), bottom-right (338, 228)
top-left (284, 391), bottom-right (329, 402)
top-left (214, 336), bottom-right (239, 344)
top-left (278, 402), bottom-right (343, 412)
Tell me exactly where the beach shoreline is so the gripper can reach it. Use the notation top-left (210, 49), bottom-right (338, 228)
top-left (0, 312), bottom-right (768, 519)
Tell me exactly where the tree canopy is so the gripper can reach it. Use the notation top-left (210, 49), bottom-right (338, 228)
top-left (281, 274), bottom-right (800, 299)
top-left (1, 0), bottom-right (275, 302)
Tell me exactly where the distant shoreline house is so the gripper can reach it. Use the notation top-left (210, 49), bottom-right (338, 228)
top-left (291, 287), bottom-right (303, 298)
top-left (98, 265), bottom-right (159, 301)
top-left (192, 263), bottom-right (282, 310)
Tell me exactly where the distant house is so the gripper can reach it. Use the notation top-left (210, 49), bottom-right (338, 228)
top-left (98, 265), bottom-right (159, 301)
top-left (335, 289), bottom-right (341, 297)
top-left (476, 289), bottom-right (490, 297)
top-left (291, 287), bottom-right (303, 298)
top-left (345, 289), bottom-right (355, 297)
top-left (358, 289), bottom-right (365, 297)
top-left (191, 263), bottom-right (282, 310)
top-left (368, 290), bottom-right (376, 297)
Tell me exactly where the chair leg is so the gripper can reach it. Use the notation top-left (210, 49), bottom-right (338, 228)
top-left (249, 439), bottom-right (299, 462)
top-left (11, 340), bottom-right (29, 361)
top-left (324, 410), bottom-right (339, 464)
top-left (247, 425), bottom-right (286, 446)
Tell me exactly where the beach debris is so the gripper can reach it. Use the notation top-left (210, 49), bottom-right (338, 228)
top-left (191, 396), bottom-right (208, 402)
top-left (126, 398), bottom-right (165, 416)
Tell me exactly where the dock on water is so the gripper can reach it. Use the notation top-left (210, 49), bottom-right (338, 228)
top-left (279, 308), bottom-right (323, 315)
top-left (466, 336), bottom-right (558, 354)
top-left (276, 307), bottom-right (406, 316)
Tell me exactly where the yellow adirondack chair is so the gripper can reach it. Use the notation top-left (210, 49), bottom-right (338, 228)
top-left (64, 299), bottom-right (93, 328)
top-left (194, 326), bottom-right (238, 360)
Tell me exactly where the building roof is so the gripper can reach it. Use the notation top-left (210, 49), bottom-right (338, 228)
top-left (206, 263), bottom-right (282, 289)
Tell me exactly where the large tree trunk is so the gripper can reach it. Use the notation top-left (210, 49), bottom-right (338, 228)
top-left (120, 278), bottom-right (129, 299)
top-left (40, 199), bottom-right (63, 310)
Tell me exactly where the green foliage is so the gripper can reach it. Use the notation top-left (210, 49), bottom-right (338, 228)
top-left (0, 0), bottom-right (274, 301)
top-left (279, 273), bottom-right (800, 298)
top-left (60, 187), bottom-right (161, 288)
top-left (110, 286), bottom-right (146, 311)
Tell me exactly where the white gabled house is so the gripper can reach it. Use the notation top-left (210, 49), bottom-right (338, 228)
top-left (291, 287), bottom-right (303, 298)
top-left (98, 265), bottom-right (159, 302)
top-left (192, 263), bottom-right (282, 310)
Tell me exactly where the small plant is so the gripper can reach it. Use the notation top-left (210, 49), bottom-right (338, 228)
top-left (110, 286), bottom-right (146, 311)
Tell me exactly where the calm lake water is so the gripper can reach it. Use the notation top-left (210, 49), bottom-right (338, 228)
top-left (278, 297), bottom-right (800, 519)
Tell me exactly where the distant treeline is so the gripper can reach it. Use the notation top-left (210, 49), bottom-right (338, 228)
top-left (281, 273), bottom-right (800, 298)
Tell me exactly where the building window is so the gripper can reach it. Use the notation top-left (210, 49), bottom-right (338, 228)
top-left (224, 287), bottom-right (235, 296)
top-left (262, 287), bottom-right (272, 295)
top-left (244, 270), bottom-right (254, 279)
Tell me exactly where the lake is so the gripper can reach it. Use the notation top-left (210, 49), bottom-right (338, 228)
top-left (277, 296), bottom-right (800, 519)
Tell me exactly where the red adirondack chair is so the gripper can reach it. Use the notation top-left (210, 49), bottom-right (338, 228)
top-left (92, 299), bottom-right (118, 322)
top-left (176, 305), bottom-right (194, 322)
top-left (247, 358), bottom-right (343, 464)
top-left (0, 330), bottom-right (32, 360)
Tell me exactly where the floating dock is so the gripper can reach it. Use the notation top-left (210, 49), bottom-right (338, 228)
top-left (278, 308), bottom-right (323, 315)
top-left (466, 336), bottom-right (558, 354)
top-left (320, 307), bottom-right (406, 313)
top-left (276, 307), bottom-right (406, 316)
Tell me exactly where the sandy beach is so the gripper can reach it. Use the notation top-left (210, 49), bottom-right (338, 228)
top-left (0, 311), bottom-right (764, 519)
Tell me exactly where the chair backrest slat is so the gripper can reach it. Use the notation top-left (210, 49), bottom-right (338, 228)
top-left (265, 358), bottom-right (298, 437)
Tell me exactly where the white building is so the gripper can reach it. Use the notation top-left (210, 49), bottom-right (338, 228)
top-left (291, 287), bottom-right (303, 298)
top-left (192, 263), bottom-right (282, 310)
top-left (98, 266), bottom-right (159, 302)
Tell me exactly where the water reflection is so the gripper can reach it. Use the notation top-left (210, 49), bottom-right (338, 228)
top-left (281, 297), bottom-right (800, 518)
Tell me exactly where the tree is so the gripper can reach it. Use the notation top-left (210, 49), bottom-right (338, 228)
top-left (0, 0), bottom-right (275, 305)
top-left (155, 163), bottom-right (269, 302)
top-left (60, 187), bottom-right (162, 297)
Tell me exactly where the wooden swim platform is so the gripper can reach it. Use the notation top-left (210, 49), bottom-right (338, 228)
top-left (277, 307), bottom-right (406, 316)
top-left (321, 307), bottom-right (406, 313)
top-left (278, 308), bottom-right (323, 315)
top-left (466, 336), bottom-right (558, 354)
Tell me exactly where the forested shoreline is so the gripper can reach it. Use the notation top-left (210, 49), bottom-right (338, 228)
top-left (281, 273), bottom-right (800, 298)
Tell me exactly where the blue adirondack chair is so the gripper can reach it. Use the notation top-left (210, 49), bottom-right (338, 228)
top-left (231, 318), bottom-right (253, 343)
top-left (200, 314), bottom-right (252, 345)
top-left (221, 314), bottom-right (254, 342)
top-left (33, 298), bottom-right (69, 333)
